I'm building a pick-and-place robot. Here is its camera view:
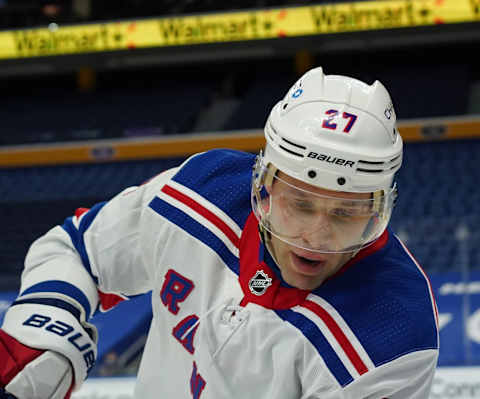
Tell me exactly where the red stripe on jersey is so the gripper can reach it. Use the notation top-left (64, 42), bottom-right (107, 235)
top-left (301, 299), bottom-right (369, 376)
top-left (162, 184), bottom-right (240, 249)
top-left (75, 207), bottom-right (90, 219)
top-left (98, 290), bottom-right (126, 312)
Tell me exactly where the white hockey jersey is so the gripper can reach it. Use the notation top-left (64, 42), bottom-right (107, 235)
top-left (5, 149), bottom-right (439, 398)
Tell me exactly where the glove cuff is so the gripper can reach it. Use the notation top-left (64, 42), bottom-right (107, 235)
top-left (1, 303), bottom-right (97, 391)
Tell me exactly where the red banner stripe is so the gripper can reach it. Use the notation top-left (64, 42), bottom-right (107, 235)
top-left (301, 300), bottom-right (368, 376)
top-left (161, 185), bottom-right (240, 249)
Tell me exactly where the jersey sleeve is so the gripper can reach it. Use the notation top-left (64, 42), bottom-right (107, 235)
top-left (305, 348), bottom-right (438, 399)
top-left (346, 348), bottom-right (438, 399)
top-left (16, 167), bottom-right (179, 322)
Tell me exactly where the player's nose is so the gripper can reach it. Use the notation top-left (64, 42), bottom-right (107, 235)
top-left (299, 212), bottom-right (334, 250)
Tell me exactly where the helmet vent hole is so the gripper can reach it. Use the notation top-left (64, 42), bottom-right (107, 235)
top-left (308, 170), bottom-right (317, 179)
top-left (337, 177), bottom-right (346, 186)
top-left (282, 103), bottom-right (288, 110)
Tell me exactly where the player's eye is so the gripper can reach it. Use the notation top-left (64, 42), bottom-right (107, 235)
top-left (294, 198), bottom-right (311, 207)
top-left (292, 200), bottom-right (315, 213)
top-left (330, 206), bottom-right (374, 222)
top-left (330, 208), bottom-right (354, 218)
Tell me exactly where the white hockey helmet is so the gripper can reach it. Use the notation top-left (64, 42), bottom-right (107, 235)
top-left (252, 67), bottom-right (402, 253)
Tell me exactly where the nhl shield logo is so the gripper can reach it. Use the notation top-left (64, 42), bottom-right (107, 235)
top-left (249, 270), bottom-right (273, 296)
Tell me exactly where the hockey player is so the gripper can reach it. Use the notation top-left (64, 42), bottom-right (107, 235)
top-left (0, 67), bottom-right (439, 398)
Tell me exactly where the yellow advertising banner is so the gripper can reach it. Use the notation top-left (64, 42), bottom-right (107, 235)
top-left (0, 0), bottom-right (479, 60)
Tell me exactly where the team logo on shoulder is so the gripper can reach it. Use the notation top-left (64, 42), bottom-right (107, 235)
top-left (249, 270), bottom-right (273, 296)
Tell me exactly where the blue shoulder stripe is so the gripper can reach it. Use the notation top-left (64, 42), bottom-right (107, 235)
top-left (61, 202), bottom-right (106, 284)
top-left (149, 196), bottom-right (239, 276)
top-left (20, 280), bottom-right (92, 318)
top-left (275, 309), bottom-right (353, 387)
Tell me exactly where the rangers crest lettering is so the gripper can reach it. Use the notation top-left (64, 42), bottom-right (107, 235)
top-left (249, 270), bottom-right (273, 296)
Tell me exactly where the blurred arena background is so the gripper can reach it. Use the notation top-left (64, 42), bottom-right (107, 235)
top-left (0, 0), bottom-right (480, 397)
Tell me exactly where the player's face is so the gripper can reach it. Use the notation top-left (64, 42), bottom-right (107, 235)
top-left (268, 172), bottom-right (371, 290)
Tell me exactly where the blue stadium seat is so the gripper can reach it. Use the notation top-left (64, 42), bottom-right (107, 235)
top-left (0, 80), bottom-right (214, 145)
top-left (223, 68), bottom-right (294, 131)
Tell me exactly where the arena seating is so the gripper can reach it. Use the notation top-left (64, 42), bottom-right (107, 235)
top-left (391, 139), bottom-right (479, 273)
top-left (0, 138), bottom-right (478, 291)
top-left (0, 79), bottom-right (214, 145)
top-left (2, 57), bottom-right (470, 147)
top-left (222, 69), bottom-right (292, 131)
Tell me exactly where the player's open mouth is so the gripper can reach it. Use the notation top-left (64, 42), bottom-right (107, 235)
top-left (290, 252), bottom-right (327, 275)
